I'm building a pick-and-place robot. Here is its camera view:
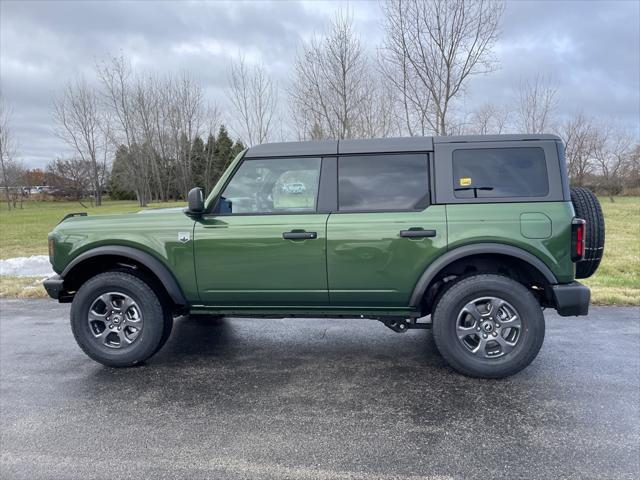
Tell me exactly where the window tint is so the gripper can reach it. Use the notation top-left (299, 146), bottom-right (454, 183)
top-left (338, 154), bottom-right (428, 211)
top-left (452, 148), bottom-right (548, 199)
top-left (221, 157), bottom-right (321, 214)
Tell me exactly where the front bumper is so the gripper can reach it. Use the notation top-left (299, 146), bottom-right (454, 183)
top-left (43, 275), bottom-right (65, 300)
top-left (551, 282), bottom-right (590, 316)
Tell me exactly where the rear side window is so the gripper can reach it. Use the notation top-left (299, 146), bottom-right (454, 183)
top-left (453, 147), bottom-right (549, 198)
top-left (338, 154), bottom-right (428, 211)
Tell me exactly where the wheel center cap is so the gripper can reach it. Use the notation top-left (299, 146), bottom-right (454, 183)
top-left (112, 314), bottom-right (122, 325)
top-left (482, 322), bottom-right (493, 332)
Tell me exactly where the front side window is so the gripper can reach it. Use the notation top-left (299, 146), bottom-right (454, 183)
top-left (338, 154), bottom-right (428, 211)
top-left (220, 157), bottom-right (321, 214)
top-left (453, 147), bottom-right (549, 198)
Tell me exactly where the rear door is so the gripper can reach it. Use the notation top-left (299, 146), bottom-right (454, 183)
top-left (326, 153), bottom-right (447, 307)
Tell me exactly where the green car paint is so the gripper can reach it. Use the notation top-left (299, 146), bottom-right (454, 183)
top-left (49, 210), bottom-right (200, 301)
top-left (446, 202), bottom-right (576, 284)
top-left (193, 213), bottom-right (330, 306)
top-left (47, 139), bottom-right (580, 317)
top-left (49, 201), bottom-right (575, 312)
top-left (326, 208), bottom-right (447, 307)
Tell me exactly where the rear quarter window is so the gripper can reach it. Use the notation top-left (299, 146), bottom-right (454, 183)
top-left (453, 147), bottom-right (549, 199)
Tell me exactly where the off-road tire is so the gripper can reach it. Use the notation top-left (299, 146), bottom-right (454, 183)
top-left (70, 271), bottom-right (170, 367)
top-left (570, 187), bottom-right (605, 279)
top-left (432, 274), bottom-right (545, 379)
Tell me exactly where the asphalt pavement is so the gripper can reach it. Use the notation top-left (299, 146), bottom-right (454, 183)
top-left (0, 299), bottom-right (638, 479)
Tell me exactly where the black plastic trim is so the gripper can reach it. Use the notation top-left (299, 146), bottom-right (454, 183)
top-left (338, 137), bottom-right (433, 154)
top-left (317, 157), bottom-right (338, 213)
top-left (43, 274), bottom-right (65, 299)
top-left (245, 140), bottom-right (338, 158)
top-left (400, 229), bottom-right (436, 238)
top-left (61, 246), bottom-right (187, 305)
top-left (551, 282), bottom-right (590, 316)
top-left (409, 243), bottom-right (559, 306)
top-left (58, 212), bottom-right (87, 224)
top-left (555, 140), bottom-right (572, 201)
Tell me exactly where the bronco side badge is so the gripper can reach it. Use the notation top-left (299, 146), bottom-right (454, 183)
top-left (178, 232), bottom-right (191, 243)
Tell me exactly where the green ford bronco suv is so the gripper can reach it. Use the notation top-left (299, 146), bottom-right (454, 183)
top-left (44, 134), bottom-right (605, 378)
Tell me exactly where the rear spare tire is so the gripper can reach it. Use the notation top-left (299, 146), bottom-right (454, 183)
top-left (570, 187), bottom-right (605, 279)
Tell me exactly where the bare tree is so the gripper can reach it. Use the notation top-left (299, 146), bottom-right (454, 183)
top-left (290, 11), bottom-right (373, 139)
top-left (98, 55), bottom-right (153, 206)
top-left (467, 102), bottom-right (510, 135)
top-left (592, 125), bottom-right (634, 200)
top-left (627, 144), bottom-right (640, 191)
top-left (228, 57), bottom-right (278, 146)
top-left (515, 75), bottom-right (558, 134)
top-left (360, 77), bottom-right (400, 138)
top-left (561, 113), bottom-right (597, 187)
top-left (46, 157), bottom-right (94, 205)
top-left (53, 77), bottom-right (107, 205)
top-left (166, 72), bottom-right (206, 196)
top-left (380, 0), bottom-right (504, 136)
top-left (378, 0), bottom-right (432, 136)
top-left (0, 97), bottom-right (20, 210)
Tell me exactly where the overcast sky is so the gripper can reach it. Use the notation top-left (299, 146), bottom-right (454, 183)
top-left (1, 0), bottom-right (639, 169)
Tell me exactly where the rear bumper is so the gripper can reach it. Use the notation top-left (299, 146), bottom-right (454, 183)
top-left (551, 282), bottom-right (590, 316)
top-left (43, 275), bottom-right (65, 300)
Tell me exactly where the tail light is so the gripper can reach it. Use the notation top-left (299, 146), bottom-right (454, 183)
top-left (571, 218), bottom-right (586, 262)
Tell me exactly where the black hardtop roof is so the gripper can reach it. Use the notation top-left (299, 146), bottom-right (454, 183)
top-left (243, 134), bottom-right (561, 158)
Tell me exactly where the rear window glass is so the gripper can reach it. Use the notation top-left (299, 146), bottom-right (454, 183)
top-left (452, 147), bottom-right (548, 198)
top-left (338, 154), bottom-right (428, 211)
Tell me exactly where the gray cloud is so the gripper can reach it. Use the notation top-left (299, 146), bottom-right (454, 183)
top-left (1, 0), bottom-right (638, 168)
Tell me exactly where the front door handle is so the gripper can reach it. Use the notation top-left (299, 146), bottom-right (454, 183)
top-left (399, 229), bottom-right (436, 238)
top-left (283, 231), bottom-right (317, 240)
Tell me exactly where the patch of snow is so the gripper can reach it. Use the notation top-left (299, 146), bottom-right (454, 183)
top-left (0, 255), bottom-right (54, 277)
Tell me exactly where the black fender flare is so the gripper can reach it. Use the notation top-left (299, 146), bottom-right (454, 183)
top-left (61, 246), bottom-right (187, 306)
top-left (409, 243), bottom-right (558, 307)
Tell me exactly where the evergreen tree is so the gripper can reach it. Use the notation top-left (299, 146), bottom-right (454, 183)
top-left (203, 133), bottom-right (216, 193)
top-left (190, 136), bottom-right (206, 189)
top-left (231, 139), bottom-right (246, 161)
top-left (213, 125), bottom-right (233, 184)
top-left (107, 145), bottom-right (136, 200)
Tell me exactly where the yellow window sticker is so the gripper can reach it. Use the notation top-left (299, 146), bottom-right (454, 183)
top-left (459, 177), bottom-right (472, 187)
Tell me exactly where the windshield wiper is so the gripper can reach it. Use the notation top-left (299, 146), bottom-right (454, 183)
top-left (454, 186), bottom-right (494, 198)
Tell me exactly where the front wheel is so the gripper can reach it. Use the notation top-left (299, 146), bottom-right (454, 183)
top-left (70, 271), bottom-right (170, 367)
top-left (432, 274), bottom-right (545, 379)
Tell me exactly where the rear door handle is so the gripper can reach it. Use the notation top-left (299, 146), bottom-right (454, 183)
top-left (283, 231), bottom-right (317, 240)
top-left (399, 229), bottom-right (436, 238)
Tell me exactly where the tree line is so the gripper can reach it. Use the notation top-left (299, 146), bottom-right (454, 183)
top-left (1, 0), bottom-right (638, 210)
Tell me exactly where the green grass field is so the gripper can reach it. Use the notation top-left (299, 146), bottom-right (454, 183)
top-left (581, 197), bottom-right (639, 305)
top-left (0, 200), bottom-right (186, 258)
top-left (1, 198), bottom-right (638, 304)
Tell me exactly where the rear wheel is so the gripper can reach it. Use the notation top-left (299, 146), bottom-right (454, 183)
top-left (432, 274), bottom-right (545, 379)
top-left (70, 271), bottom-right (170, 367)
top-left (570, 186), bottom-right (605, 279)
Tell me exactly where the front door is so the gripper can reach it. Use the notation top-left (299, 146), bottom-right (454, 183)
top-left (194, 156), bottom-right (328, 306)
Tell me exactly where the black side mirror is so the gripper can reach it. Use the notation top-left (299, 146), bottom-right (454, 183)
top-left (185, 187), bottom-right (204, 218)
